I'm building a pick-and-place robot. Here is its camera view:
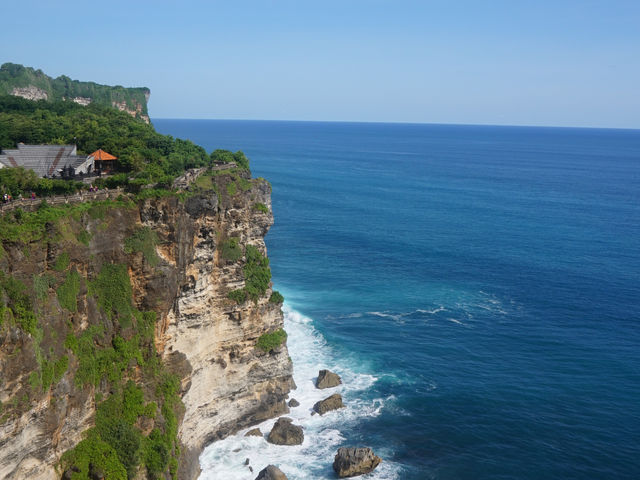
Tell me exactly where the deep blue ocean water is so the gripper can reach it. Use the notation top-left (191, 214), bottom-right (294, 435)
top-left (155, 120), bottom-right (640, 480)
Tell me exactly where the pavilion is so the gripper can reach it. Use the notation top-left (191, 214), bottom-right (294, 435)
top-left (90, 149), bottom-right (118, 174)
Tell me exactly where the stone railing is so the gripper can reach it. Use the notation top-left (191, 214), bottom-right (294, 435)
top-left (171, 163), bottom-right (237, 190)
top-left (1, 163), bottom-right (239, 215)
top-left (0, 187), bottom-right (125, 214)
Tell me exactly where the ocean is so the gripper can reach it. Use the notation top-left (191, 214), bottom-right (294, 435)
top-left (154, 120), bottom-right (640, 480)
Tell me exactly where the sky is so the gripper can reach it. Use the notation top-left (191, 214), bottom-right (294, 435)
top-left (1, 0), bottom-right (639, 128)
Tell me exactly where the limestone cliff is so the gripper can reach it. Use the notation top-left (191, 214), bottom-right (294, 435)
top-left (0, 170), bottom-right (293, 479)
top-left (0, 63), bottom-right (151, 123)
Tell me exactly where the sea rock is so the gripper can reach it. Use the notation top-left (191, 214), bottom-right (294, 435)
top-left (267, 418), bottom-right (304, 445)
top-left (245, 428), bottom-right (263, 437)
top-left (313, 393), bottom-right (344, 415)
top-left (288, 398), bottom-right (300, 408)
top-left (333, 447), bottom-right (382, 477)
top-left (255, 465), bottom-right (288, 480)
top-left (316, 369), bottom-right (342, 389)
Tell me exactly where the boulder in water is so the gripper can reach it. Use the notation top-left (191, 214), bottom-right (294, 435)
top-left (267, 417), bottom-right (304, 445)
top-left (316, 369), bottom-right (342, 389)
top-left (333, 447), bottom-right (382, 477)
top-left (288, 398), bottom-right (300, 408)
top-left (255, 465), bottom-right (288, 480)
top-left (313, 393), bottom-right (344, 415)
top-left (245, 428), bottom-right (263, 437)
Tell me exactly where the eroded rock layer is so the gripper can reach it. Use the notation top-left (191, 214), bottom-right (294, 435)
top-left (0, 170), bottom-right (293, 479)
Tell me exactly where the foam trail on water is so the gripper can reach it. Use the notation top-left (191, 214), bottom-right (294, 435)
top-left (198, 304), bottom-right (401, 479)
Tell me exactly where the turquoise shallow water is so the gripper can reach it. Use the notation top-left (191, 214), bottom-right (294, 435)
top-left (155, 120), bottom-right (640, 480)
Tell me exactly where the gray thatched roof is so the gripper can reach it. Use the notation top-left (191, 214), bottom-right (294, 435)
top-left (0, 144), bottom-right (93, 177)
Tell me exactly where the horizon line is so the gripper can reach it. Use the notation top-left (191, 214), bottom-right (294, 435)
top-left (150, 117), bottom-right (640, 133)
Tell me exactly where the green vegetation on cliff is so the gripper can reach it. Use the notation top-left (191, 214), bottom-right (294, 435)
top-left (256, 328), bottom-right (287, 353)
top-left (124, 227), bottom-right (160, 266)
top-left (61, 263), bottom-right (182, 479)
top-left (0, 200), bottom-right (183, 479)
top-left (0, 94), bottom-right (251, 197)
top-left (228, 244), bottom-right (272, 304)
top-left (0, 63), bottom-right (150, 116)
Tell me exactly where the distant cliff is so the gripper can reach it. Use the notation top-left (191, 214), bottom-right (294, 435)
top-left (0, 63), bottom-right (150, 123)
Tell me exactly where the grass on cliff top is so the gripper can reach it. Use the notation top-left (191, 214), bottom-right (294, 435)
top-left (0, 198), bottom-right (135, 243)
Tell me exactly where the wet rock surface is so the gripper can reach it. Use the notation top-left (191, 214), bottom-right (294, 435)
top-left (255, 465), bottom-right (288, 480)
top-left (333, 447), bottom-right (382, 477)
top-left (267, 418), bottom-right (304, 445)
top-left (313, 393), bottom-right (344, 415)
top-left (316, 369), bottom-right (342, 389)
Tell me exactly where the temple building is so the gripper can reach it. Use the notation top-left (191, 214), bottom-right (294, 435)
top-left (0, 144), bottom-right (95, 177)
top-left (90, 149), bottom-right (118, 174)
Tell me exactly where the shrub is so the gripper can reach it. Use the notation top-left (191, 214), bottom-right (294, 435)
top-left (56, 270), bottom-right (80, 312)
top-left (53, 251), bottom-right (70, 271)
top-left (60, 433), bottom-right (128, 480)
top-left (253, 202), bottom-right (268, 213)
top-left (237, 177), bottom-right (252, 192)
top-left (243, 245), bottom-right (271, 302)
top-left (219, 238), bottom-right (242, 262)
top-left (226, 181), bottom-right (236, 196)
top-left (124, 227), bottom-right (159, 266)
top-left (77, 229), bottom-right (91, 246)
top-left (89, 263), bottom-right (134, 326)
top-left (33, 273), bottom-right (54, 300)
top-left (256, 329), bottom-right (287, 352)
top-left (227, 289), bottom-right (247, 304)
top-left (269, 291), bottom-right (284, 304)
top-left (0, 272), bottom-right (38, 334)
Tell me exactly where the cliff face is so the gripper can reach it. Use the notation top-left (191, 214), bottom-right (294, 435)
top-left (0, 171), bottom-right (293, 479)
top-left (0, 63), bottom-right (151, 123)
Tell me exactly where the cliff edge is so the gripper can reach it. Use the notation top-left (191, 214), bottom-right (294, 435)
top-left (0, 63), bottom-right (151, 123)
top-left (0, 169), bottom-right (293, 479)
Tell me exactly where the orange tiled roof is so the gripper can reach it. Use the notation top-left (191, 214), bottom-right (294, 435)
top-left (90, 149), bottom-right (117, 161)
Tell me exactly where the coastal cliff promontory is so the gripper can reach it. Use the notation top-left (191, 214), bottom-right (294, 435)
top-left (0, 168), bottom-right (293, 479)
top-left (0, 63), bottom-right (151, 123)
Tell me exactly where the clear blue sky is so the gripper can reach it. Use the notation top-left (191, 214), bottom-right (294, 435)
top-left (1, 0), bottom-right (639, 128)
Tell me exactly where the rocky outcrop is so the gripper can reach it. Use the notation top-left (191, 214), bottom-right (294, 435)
top-left (316, 369), bottom-right (342, 389)
top-left (71, 96), bottom-right (91, 106)
top-left (11, 85), bottom-right (48, 101)
top-left (267, 418), bottom-right (304, 445)
top-left (313, 393), bottom-right (344, 415)
top-left (333, 447), bottom-right (382, 478)
top-left (0, 170), bottom-right (293, 479)
top-left (112, 100), bottom-right (150, 123)
top-left (255, 465), bottom-right (288, 480)
top-left (1, 64), bottom-right (151, 121)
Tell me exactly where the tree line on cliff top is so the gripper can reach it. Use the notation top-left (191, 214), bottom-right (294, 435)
top-left (0, 62), bottom-right (150, 116)
top-left (0, 95), bottom-right (249, 196)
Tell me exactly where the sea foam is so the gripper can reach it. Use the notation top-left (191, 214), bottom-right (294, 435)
top-left (198, 305), bottom-right (401, 479)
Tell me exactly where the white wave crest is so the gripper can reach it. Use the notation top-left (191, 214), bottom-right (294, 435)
top-left (198, 304), bottom-right (401, 479)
